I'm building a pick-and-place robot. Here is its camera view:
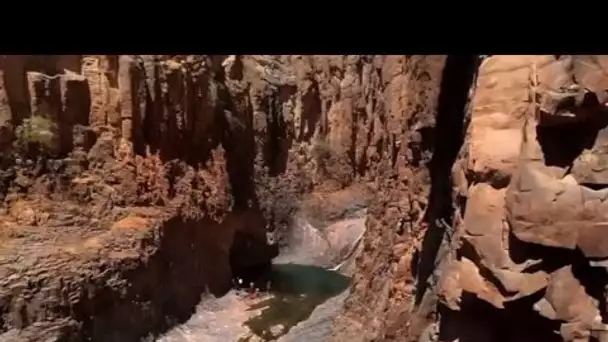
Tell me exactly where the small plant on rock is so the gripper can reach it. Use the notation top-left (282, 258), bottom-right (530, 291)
top-left (13, 116), bottom-right (58, 157)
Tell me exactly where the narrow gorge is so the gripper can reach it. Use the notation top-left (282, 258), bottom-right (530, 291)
top-left (0, 55), bottom-right (607, 342)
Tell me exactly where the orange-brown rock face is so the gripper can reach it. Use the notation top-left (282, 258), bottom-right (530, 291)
top-left (435, 56), bottom-right (608, 342)
top-left (5, 55), bottom-right (607, 342)
top-left (328, 55), bottom-right (450, 342)
top-left (0, 55), bottom-right (449, 341)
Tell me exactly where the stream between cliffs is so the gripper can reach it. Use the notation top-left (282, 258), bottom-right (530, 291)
top-left (157, 208), bottom-right (365, 342)
top-left (157, 264), bottom-right (350, 342)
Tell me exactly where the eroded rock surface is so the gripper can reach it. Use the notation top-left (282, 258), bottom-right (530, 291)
top-left (434, 55), bottom-right (608, 342)
top-left (0, 55), bottom-right (444, 341)
top-left (4, 54), bottom-right (608, 342)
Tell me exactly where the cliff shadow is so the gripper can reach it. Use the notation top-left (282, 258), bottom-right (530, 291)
top-left (415, 55), bottom-right (481, 305)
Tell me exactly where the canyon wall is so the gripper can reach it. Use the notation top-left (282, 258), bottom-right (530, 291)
top-left (334, 55), bottom-right (608, 342)
top-left (2, 55), bottom-right (606, 342)
top-left (330, 55), bottom-right (479, 342)
top-left (0, 55), bottom-right (447, 341)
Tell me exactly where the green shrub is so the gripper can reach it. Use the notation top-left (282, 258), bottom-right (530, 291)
top-left (14, 116), bottom-right (57, 155)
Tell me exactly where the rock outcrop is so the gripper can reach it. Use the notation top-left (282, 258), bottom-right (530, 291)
top-left (2, 54), bottom-right (607, 342)
top-left (434, 55), bottom-right (608, 342)
top-left (0, 55), bottom-right (445, 341)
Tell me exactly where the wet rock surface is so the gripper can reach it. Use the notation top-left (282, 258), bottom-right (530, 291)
top-left (156, 291), bottom-right (269, 342)
top-left (274, 185), bottom-right (369, 270)
top-left (277, 289), bottom-right (350, 342)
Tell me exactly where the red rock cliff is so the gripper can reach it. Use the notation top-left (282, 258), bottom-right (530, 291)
top-left (0, 55), bottom-right (446, 341)
top-left (3, 55), bottom-right (607, 342)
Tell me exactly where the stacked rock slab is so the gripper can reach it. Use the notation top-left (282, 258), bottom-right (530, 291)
top-left (439, 55), bottom-right (608, 342)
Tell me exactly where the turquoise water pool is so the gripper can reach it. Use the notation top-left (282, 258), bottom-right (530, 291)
top-left (242, 263), bottom-right (350, 341)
